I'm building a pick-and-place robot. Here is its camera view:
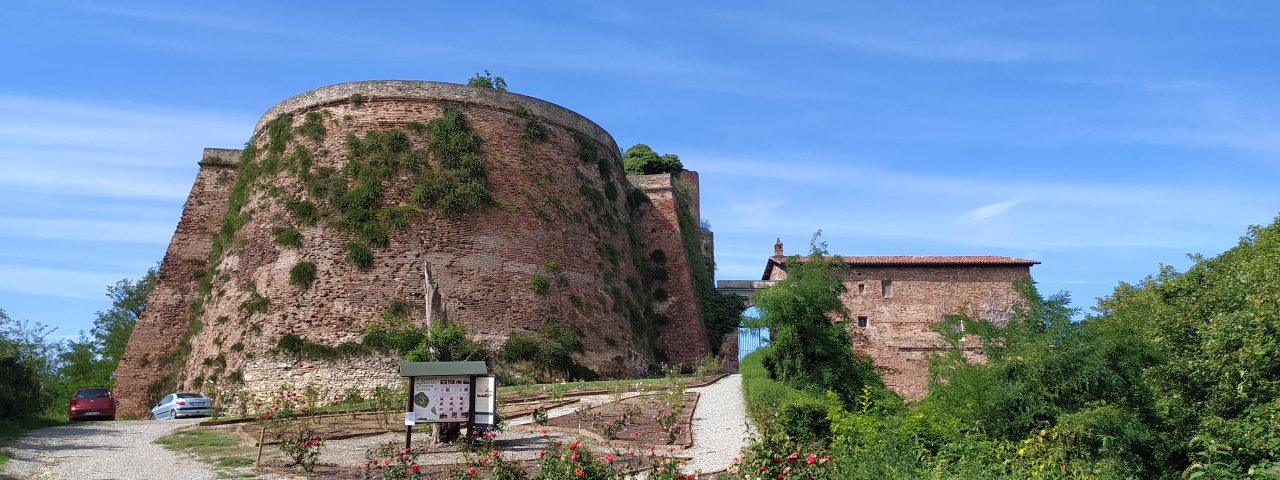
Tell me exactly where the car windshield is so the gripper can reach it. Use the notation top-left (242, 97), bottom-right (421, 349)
top-left (75, 389), bottom-right (110, 399)
top-left (176, 393), bottom-right (205, 399)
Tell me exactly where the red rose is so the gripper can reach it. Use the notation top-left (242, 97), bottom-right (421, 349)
top-left (411, 464), bottom-right (420, 473)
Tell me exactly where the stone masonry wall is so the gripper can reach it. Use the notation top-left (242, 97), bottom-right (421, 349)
top-left (630, 173), bottom-right (710, 364)
top-left (767, 263), bottom-right (1031, 400)
top-left (114, 148), bottom-right (240, 418)
top-left (118, 81), bottom-right (706, 415)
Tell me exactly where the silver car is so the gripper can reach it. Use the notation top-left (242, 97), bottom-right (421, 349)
top-left (150, 392), bottom-right (212, 420)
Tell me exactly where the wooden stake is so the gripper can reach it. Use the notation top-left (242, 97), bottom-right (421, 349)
top-left (256, 423), bottom-right (266, 471)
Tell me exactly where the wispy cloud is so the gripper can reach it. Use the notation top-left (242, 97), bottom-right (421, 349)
top-left (0, 218), bottom-right (174, 244)
top-left (0, 95), bottom-right (249, 201)
top-left (819, 35), bottom-right (1061, 64)
top-left (691, 152), bottom-right (1275, 252)
top-left (0, 264), bottom-right (123, 300)
top-left (958, 198), bottom-right (1026, 224)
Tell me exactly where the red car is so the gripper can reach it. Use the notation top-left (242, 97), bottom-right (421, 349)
top-left (68, 387), bottom-right (117, 421)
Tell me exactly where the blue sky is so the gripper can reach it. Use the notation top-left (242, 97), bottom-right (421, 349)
top-left (3, 1), bottom-right (1279, 339)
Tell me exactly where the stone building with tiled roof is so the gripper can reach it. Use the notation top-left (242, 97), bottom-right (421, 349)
top-left (761, 238), bottom-right (1039, 400)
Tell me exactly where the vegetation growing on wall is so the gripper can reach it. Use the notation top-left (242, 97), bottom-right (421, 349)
top-left (288, 261), bottom-right (317, 291)
top-left (672, 172), bottom-right (745, 355)
top-left (273, 299), bottom-right (489, 363)
top-left (623, 143), bottom-right (684, 175)
top-left (501, 317), bottom-right (593, 382)
top-left (272, 226), bottom-right (302, 248)
top-left (467, 70), bottom-right (507, 91)
top-left (418, 105), bottom-right (496, 217)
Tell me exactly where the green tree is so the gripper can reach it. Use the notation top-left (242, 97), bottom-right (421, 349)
top-left (925, 278), bottom-right (1167, 475)
top-left (622, 144), bottom-right (683, 175)
top-left (56, 267), bottom-right (156, 397)
top-left (750, 232), bottom-right (880, 404)
top-left (404, 315), bottom-right (490, 363)
top-left (467, 70), bottom-right (507, 91)
top-left (1095, 217), bottom-right (1280, 474)
top-left (0, 308), bottom-right (60, 419)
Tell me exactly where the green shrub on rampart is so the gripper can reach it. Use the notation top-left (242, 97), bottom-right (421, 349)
top-left (288, 261), bottom-right (317, 291)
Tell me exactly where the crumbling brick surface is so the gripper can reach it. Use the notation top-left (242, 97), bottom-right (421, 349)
top-left (116, 82), bottom-right (710, 415)
top-left (114, 149), bottom-right (240, 417)
top-left (632, 173), bottom-right (711, 364)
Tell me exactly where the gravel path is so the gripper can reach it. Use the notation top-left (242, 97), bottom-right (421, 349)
top-left (1, 375), bottom-right (750, 479)
top-left (321, 374), bottom-right (750, 473)
top-left (683, 374), bottom-right (749, 474)
top-left (0, 418), bottom-right (217, 480)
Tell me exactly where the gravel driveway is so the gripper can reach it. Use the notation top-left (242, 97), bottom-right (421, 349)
top-left (0, 418), bottom-right (218, 480)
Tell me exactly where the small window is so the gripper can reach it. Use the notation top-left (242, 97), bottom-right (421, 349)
top-left (882, 280), bottom-right (893, 298)
top-left (857, 316), bottom-right (868, 328)
top-left (857, 283), bottom-right (865, 295)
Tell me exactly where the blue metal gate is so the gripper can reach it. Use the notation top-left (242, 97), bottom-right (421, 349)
top-left (738, 326), bottom-right (771, 363)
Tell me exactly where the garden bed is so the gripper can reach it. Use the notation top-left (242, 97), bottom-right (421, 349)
top-left (537, 392), bottom-right (699, 448)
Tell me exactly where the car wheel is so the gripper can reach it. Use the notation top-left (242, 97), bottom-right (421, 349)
top-left (107, 416), bottom-right (115, 421)
top-left (168, 409), bottom-right (176, 420)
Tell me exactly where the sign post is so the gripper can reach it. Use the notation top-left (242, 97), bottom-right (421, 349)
top-left (404, 376), bottom-right (415, 448)
top-left (398, 361), bottom-right (492, 447)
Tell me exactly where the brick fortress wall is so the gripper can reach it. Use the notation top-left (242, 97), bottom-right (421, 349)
top-left (115, 81), bottom-right (709, 416)
top-left (114, 149), bottom-right (240, 417)
top-left (629, 173), bottom-right (710, 364)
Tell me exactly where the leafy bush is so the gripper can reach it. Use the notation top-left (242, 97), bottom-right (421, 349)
top-left (467, 70), bottom-right (507, 91)
top-left (346, 242), bottom-right (374, 269)
top-left (741, 347), bottom-right (830, 440)
top-left (728, 411), bottom-right (834, 480)
top-left (403, 319), bottom-right (490, 363)
top-left (501, 318), bottom-right (593, 382)
top-left (272, 226), bottom-right (303, 248)
top-left (622, 144), bottom-right (683, 175)
top-left (750, 233), bottom-right (880, 405)
top-left (255, 388), bottom-right (324, 473)
top-left (289, 261), bottom-right (317, 291)
top-left (297, 111), bottom-right (327, 142)
top-left (530, 274), bottom-right (549, 295)
top-left (0, 319), bottom-right (49, 419)
top-left (363, 440), bottom-right (429, 479)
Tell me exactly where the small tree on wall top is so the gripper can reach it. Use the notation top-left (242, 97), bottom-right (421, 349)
top-left (622, 144), bottom-right (683, 176)
top-left (467, 70), bottom-right (507, 91)
top-left (750, 231), bottom-right (882, 404)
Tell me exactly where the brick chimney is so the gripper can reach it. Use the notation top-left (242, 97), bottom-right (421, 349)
top-left (774, 237), bottom-right (784, 257)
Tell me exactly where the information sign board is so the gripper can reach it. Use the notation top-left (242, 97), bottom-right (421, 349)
top-left (410, 375), bottom-right (471, 423)
top-left (472, 376), bottom-right (496, 426)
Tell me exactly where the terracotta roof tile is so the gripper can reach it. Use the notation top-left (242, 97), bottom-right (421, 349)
top-left (761, 254), bottom-right (1039, 280)
top-left (775, 255), bottom-right (1039, 266)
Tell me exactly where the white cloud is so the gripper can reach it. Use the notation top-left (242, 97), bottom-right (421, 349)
top-left (691, 151), bottom-right (1275, 252)
top-left (0, 264), bottom-right (122, 300)
top-left (958, 198), bottom-right (1026, 224)
top-left (0, 95), bottom-right (249, 201)
top-left (0, 217), bottom-right (174, 244)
